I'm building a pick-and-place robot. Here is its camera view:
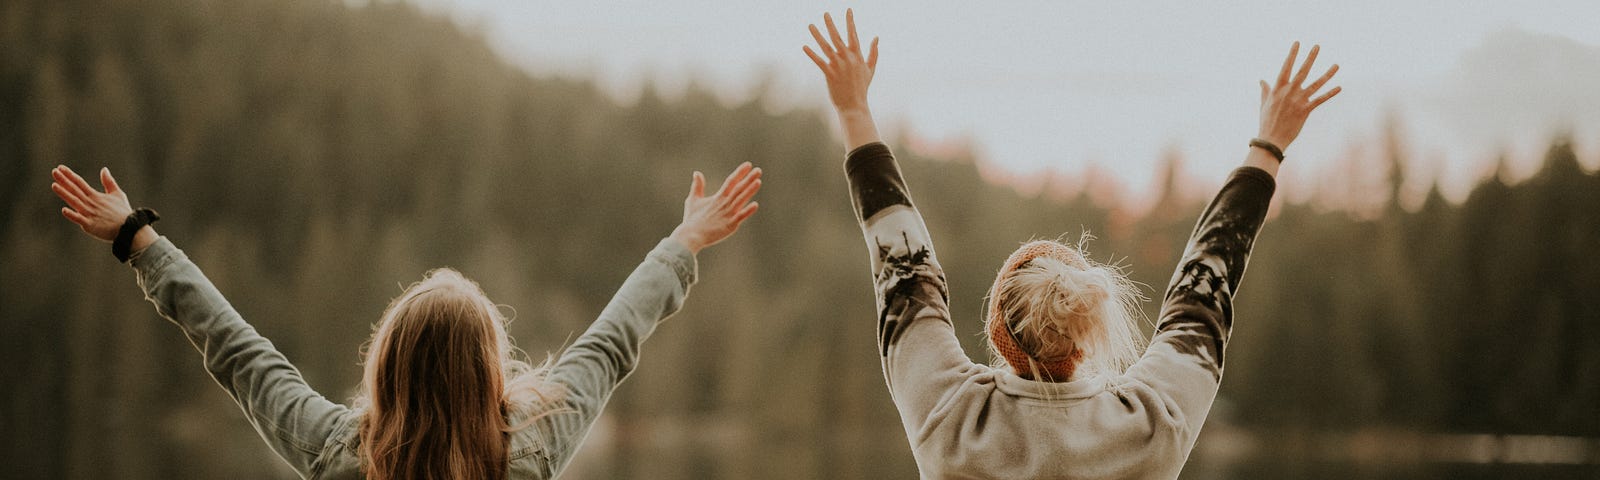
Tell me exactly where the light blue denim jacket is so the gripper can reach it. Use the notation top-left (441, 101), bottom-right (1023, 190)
top-left (130, 236), bottom-right (698, 479)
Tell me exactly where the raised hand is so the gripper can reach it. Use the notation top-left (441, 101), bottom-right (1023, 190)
top-left (51, 165), bottom-right (150, 246)
top-left (804, 9), bottom-right (882, 150)
top-left (1258, 42), bottom-right (1341, 150)
top-left (805, 9), bottom-right (878, 113)
top-left (669, 162), bottom-right (762, 254)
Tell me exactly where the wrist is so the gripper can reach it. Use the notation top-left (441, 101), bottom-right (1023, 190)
top-left (835, 107), bottom-right (881, 152)
top-left (835, 105), bottom-right (872, 120)
top-left (1255, 133), bottom-right (1292, 151)
top-left (668, 229), bottom-right (705, 254)
top-left (1248, 137), bottom-right (1286, 162)
top-left (1243, 147), bottom-right (1281, 178)
top-left (130, 226), bottom-right (158, 255)
top-left (113, 208), bottom-right (161, 262)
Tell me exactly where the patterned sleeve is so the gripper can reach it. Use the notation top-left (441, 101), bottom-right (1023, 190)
top-left (1127, 166), bottom-right (1275, 435)
top-left (845, 142), bottom-right (977, 430)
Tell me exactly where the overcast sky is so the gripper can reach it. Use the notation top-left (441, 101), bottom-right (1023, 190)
top-left (416, 0), bottom-right (1600, 208)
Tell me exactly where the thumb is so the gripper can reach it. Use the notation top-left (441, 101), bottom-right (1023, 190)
top-left (1259, 80), bottom-right (1269, 103)
top-left (100, 167), bottom-right (121, 194)
top-left (689, 171), bottom-right (706, 199)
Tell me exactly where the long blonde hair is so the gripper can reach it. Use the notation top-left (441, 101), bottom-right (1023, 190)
top-left (356, 268), bottom-right (561, 480)
top-left (987, 238), bottom-right (1147, 381)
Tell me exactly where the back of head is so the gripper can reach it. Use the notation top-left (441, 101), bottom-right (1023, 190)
top-left (360, 268), bottom-right (511, 480)
top-left (986, 240), bottom-right (1146, 382)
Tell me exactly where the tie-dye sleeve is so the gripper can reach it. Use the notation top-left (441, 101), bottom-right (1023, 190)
top-left (1127, 166), bottom-right (1275, 436)
top-left (845, 142), bottom-right (978, 428)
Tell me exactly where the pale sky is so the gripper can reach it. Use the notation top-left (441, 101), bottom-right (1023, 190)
top-left (417, 0), bottom-right (1600, 209)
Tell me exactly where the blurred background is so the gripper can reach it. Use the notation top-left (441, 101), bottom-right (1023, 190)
top-left (2, 0), bottom-right (1599, 478)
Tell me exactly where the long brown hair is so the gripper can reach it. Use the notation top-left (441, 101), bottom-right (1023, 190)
top-left (357, 268), bottom-right (560, 480)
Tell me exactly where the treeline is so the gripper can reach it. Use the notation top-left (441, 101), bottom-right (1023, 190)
top-left (1, 0), bottom-right (1597, 479)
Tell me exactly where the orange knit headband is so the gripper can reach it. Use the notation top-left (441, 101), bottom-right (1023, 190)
top-left (986, 240), bottom-right (1088, 381)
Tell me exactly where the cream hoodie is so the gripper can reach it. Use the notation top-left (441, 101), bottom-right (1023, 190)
top-left (844, 142), bottom-right (1275, 480)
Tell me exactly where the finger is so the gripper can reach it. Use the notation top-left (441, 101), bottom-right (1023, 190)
top-left (718, 162), bottom-right (753, 195)
top-left (804, 46), bottom-right (829, 71)
top-left (1292, 44), bottom-right (1319, 88)
top-left (100, 167), bottom-right (121, 194)
top-left (1276, 41), bottom-right (1299, 87)
top-left (1309, 86), bottom-right (1342, 109)
top-left (730, 175), bottom-right (762, 208)
top-left (733, 179), bottom-right (762, 208)
top-left (52, 166), bottom-right (91, 200)
top-left (690, 171), bottom-right (706, 199)
top-left (1305, 63), bottom-right (1339, 94)
top-left (52, 183), bottom-right (90, 212)
top-left (62, 207), bottom-right (90, 226)
top-left (65, 166), bottom-right (99, 197)
top-left (824, 13), bottom-right (847, 54)
top-left (867, 37), bottom-right (879, 70)
top-left (723, 167), bottom-right (761, 205)
top-left (1260, 80), bottom-right (1269, 103)
top-left (734, 202), bottom-right (760, 223)
top-left (809, 24), bottom-right (837, 59)
top-left (846, 8), bottom-right (860, 52)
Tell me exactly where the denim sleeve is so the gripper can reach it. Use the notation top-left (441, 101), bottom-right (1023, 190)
top-left (537, 237), bottom-right (697, 476)
top-left (130, 237), bottom-right (350, 478)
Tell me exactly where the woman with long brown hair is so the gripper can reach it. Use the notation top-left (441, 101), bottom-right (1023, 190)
top-left (805, 10), bottom-right (1340, 479)
top-left (50, 162), bottom-right (762, 479)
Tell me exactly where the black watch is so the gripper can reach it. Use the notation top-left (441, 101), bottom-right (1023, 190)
top-left (113, 208), bottom-right (161, 263)
top-left (1249, 138), bottom-right (1285, 162)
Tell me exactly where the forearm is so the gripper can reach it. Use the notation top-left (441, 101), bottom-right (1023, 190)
top-left (1148, 167), bottom-right (1275, 378)
top-left (844, 142), bottom-right (945, 345)
top-left (844, 142), bottom-right (936, 274)
top-left (131, 237), bottom-right (346, 472)
top-left (546, 238), bottom-right (696, 443)
top-left (1127, 167), bottom-right (1275, 428)
top-left (837, 107), bottom-right (883, 152)
top-left (1242, 146), bottom-right (1281, 178)
top-left (842, 143), bottom-right (977, 426)
top-left (133, 238), bottom-right (294, 390)
top-left (1176, 167), bottom-right (1275, 293)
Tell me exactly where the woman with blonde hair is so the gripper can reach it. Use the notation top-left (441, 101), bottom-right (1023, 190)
top-left (50, 162), bottom-right (762, 479)
top-left (805, 10), bottom-right (1340, 479)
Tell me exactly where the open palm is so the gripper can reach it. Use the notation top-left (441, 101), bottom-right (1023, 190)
top-left (669, 162), bottom-right (762, 253)
top-left (51, 165), bottom-right (134, 242)
top-left (804, 9), bottom-right (878, 113)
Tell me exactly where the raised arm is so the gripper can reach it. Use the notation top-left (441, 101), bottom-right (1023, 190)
top-left (1127, 43), bottom-right (1340, 437)
top-left (805, 8), bottom-right (881, 151)
top-left (51, 166), bottom-right (348, 476)
top-left (538, 163), bottom-right (760, 474)
top-left (807, 10), bottom-right (977, 428)
top-left (1246, 42), bottom-right (1342, 177)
